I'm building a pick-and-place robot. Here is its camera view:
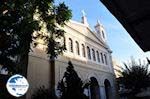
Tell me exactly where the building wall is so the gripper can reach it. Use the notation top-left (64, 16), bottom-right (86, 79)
top-left (26, 20), bottom-right (117, 99)
top-left (27, 53), bottom-right (117, 99)
top-left (26, 49), bottom-right (50, 99)
top-left (112, 59), bottom-right (122, 78)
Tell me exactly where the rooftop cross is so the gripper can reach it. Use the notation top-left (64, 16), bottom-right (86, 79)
top-left (81, 10), bottom-right (86, 17)
top-left (97, 20), bottom-right (101, 25)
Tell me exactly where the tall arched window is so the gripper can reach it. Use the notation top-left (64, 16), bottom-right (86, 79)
top-left (102, 31), bottom-right (105, 39)
top-left (87, 46), bottom-right (91, 59)
top-left (97, 51), bottom-right (100, 62)
top-left (82, 44), bottom-right (86, 57)
top-left (92, 49), bottom-right (96, 61)
top-left (75, 41), bottom-right (80, 55)
top-left (101, 53), bottom-right (104, 63)
top-left (104, 54), bottom-right (107, 65)
top-left (64, 37), bottom-right (66, 50)
top-left (69, 38), bottom-right (73, 52)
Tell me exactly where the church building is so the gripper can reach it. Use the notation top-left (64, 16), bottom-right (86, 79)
top-left (27, 12), bottom-right (117, 99)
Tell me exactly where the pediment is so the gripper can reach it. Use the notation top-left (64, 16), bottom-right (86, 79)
top-left (65, 20), bottom-right (106, 47)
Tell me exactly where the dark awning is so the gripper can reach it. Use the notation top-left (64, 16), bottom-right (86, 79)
top-left (100, 0), bottom-right (150, 52)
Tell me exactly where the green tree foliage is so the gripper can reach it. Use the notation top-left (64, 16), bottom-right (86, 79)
top-left (57, 61), bottom-right (88, 99)
top-left (0, 0), bottom-right (72, 75)
top-left (119, 59), bottom-right (150, 94)
top-left (0, 0), bottom-right (37, 74)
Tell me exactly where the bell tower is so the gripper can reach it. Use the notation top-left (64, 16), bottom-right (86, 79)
top-left (81, 10), bottom-right (89, 26)
top-left (95, 20), bottom-right (101, 34)
top-left (94, 20), bottom-right (107, 42)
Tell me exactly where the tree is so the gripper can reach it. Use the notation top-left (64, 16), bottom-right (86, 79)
top-left (57, 61), bottom-right (88, 99)
top-left (0, 0), bottom-right (72, 91)
top-left (34, 1), bottom-right (72, 91)
top-left (119, 59), bottom-right (150, 96)
top-left (0, 0), bottom-right (37, 75)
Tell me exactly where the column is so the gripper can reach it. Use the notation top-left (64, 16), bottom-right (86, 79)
top-left (88, 86), bottom-right (91, 99)
top-left (99, 86), bottom-right (106, 99)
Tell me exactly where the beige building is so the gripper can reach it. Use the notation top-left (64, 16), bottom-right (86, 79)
top-left (27, 13), bottom-right (117, 99)
top-left (112, 59), bottom-right (122, 78)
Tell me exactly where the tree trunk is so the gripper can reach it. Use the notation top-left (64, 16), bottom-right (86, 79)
top-left (18, 53), bottom-right (29, 77)
top-left (16, 42), bottom-right (30, 99)
top-left (49, 57), bottom-right (55, 93)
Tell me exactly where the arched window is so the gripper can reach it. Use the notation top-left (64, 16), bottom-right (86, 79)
top-left (102, 31), bottom-right (105, 39)
top-left (104, 54), bottom-right (107, 65)
top-left (82, 44), bottom-right (86, 57)
top-left (97, 51), bottom-right (100, 62)
top-left (64, 37), bottom-right (66, 50)
top-left (69, 38), bottom-right (73, 52)
top-left (101, 53), bottom-right (104, 63)
top-left (92, 49), bottom-right (96, 61)
top-left (87, 46), bottom-right (91, 59)
top-left (75, 41), bottom-right (80, 55)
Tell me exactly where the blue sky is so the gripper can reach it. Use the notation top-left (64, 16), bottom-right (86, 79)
top-left (57, 0), bottom-right (150, 64)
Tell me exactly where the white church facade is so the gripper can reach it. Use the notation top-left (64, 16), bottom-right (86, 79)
top-left (27, 13), bottom-right (117, 99)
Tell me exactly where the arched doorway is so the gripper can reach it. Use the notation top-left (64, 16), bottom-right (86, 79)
top-left (104, 79), bottom-right (111, 99)
top-left (89, 77), bottom-right (100, 99)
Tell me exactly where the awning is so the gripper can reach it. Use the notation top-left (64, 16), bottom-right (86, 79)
top-left (100, 0), bottom-right (150, 52)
